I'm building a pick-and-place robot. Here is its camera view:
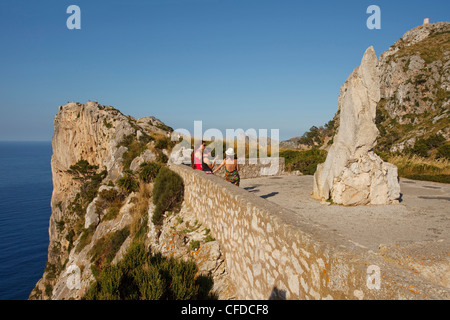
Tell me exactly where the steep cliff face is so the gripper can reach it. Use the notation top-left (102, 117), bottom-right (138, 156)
top-left (376, 21), bottom-right (450, 153)
top-left (30, 102), bottom-right (234, 300)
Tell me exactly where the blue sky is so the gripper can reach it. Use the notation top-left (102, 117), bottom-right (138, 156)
top-left (0, 0), bottom-right (448, 141)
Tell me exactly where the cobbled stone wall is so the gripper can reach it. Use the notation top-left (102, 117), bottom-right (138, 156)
top-left (170, 164), bottom-right (450, 300)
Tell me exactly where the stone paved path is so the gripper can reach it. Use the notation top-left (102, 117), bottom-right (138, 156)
top-left (241, 175), bottom-right (450, 287)
top-left (240, 175), bottom-right (449, 251)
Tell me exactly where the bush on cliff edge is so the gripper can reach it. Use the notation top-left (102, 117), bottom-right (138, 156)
top-left (152, 167), bottom-right (184, 226)
top-left (85, 242), bottom-right (214, 300)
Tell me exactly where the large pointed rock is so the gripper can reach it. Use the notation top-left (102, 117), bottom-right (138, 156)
top-left (312, 47), bottom-right (401, 205)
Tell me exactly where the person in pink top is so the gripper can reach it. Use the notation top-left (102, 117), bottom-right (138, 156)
top-left (191, 141), bottom-right (205, 170)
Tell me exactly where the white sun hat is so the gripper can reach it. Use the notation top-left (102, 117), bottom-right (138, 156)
top-left (225, 148), bottom-right (235, 156)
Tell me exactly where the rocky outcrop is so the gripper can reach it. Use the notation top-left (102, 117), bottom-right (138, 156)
top-left (312, 47), bottom-right (401, 205)
top-left (147, 205), bottom-right (236, 299)
top-left (376, 22), bottom-right (450, 152)
top-left (30, 102), bottom-right (234, 300)
top-left (281, 22), bottom-right (449, 155)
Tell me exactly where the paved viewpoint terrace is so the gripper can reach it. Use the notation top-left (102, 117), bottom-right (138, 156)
top-left (241, 175), bottom-right (450, 288)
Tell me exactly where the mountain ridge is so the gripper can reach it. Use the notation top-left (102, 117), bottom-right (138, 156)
top-left (281, 21), bottom-right (450, 158)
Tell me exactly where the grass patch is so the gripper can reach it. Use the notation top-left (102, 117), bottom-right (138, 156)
top-left (90, 227), bottom-right (130, 277)
top-left (75, 225), bottom-right (96, 253)
top-left (129, 183), bottom-right (152, 241)
top-left (389, 154), bottom-right (450, 183)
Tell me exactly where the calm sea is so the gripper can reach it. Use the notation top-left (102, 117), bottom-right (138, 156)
top-left (0, 141), bottom-right (52, 300)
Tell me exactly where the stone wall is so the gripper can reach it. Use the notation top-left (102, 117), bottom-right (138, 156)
top-left (170, 164), bottom-right (449, 300)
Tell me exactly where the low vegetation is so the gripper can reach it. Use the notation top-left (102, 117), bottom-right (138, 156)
top-left (89, 227), bottom-right (131, 278)
top-left (280, 148), bottom-right (328, 175)
top-left (95, 188), bottom-right (125, 221)
top-left (406, 134), bottom-right (447, 159)
top-left (394, 29), bottom-right (450, 65)
top-left (119, 134), bottom-right (154, 170)
top-left (295, 121), bottom-right (336, 148)
top-left (152, 167), bottom-right (184, 226)
top-left (117, 171), bottom-right (140, 194)
top-left (85, 242), bottom-right (214, 300)
top-left (139, 162), bottom-right (162, 183)
top-left (84, 168), bottom-right (214, 300)
top-left (388, 154), bottom-right (450, 184)
top-left (67, 160), bottom-right (107, 241)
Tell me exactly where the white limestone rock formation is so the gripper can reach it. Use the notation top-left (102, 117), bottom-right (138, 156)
top-left (312, 47), bottom-right (401, 206)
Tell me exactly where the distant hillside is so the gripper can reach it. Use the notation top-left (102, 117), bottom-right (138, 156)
top-left (376, 21), bottom-right (449, 158)
top-left (282, 22), bottom-right (449, 161)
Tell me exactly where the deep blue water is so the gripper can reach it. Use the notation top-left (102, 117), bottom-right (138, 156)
top-left (0, 141), bottom-right (52, 300)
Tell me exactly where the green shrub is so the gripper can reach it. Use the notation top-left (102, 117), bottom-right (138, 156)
top-left (139, 162), bottom-right (162, 183)
top-left (45, 284), bottom-right (53, 298)
top-left (437, 144), bottom-right (450, 160)
top-left (103, 206), bottom-right (120, 221)
top-left (118, 172), bottom-right (139, 194)
top-left (156, 152), bottom-right (169, 164)
top-left (154, 137), bottom-right (169, 150)
top-left (152, 167), bottom-right (184, 226)
top-left (410, 134), bottom-right (446, 158)
top-left (410, 140), bottom-right (429, 157)
top-left (65, 162), bottom-right (107, 245)
top-left (103, 119), bottom-right (112, 129)
top-left (119, 134), bottom-right (153, 170)
top-left (155, 123), bottom-right (174, 132)
top-left (189, 240), bottom-right (200, 251)
top-left (67, 159), bottom-right (99, 181)
top-left (56, 220), bottom-right (65, 232)
top-left (95, 188), bottom-right (125, 221)
top-left (85, 242), bottom-right (214, 300)
top-left (280, 148), bottom-right (327, 175)
top-left (98, 188), bottom-right (121, 202)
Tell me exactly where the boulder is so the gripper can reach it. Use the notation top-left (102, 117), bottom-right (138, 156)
top-left (129, 149), bottom-right (157, 172)
top-left (169, 146), bottom-right (193, 165)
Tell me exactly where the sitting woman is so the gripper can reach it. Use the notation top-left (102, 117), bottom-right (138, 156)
top-left (191, 141), bottom-right (205, 170)
top-left (213, 148), bottom-right (240, 186)
top-left (202, 147), bottom-right (217, 174)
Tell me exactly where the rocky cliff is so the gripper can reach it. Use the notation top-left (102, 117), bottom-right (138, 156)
top-left (282, 22), bottom-right (449, 156)
top-left (376, 21), bottom-right (449, 154)
top-left (29, 102), bottom-right (234, 300)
